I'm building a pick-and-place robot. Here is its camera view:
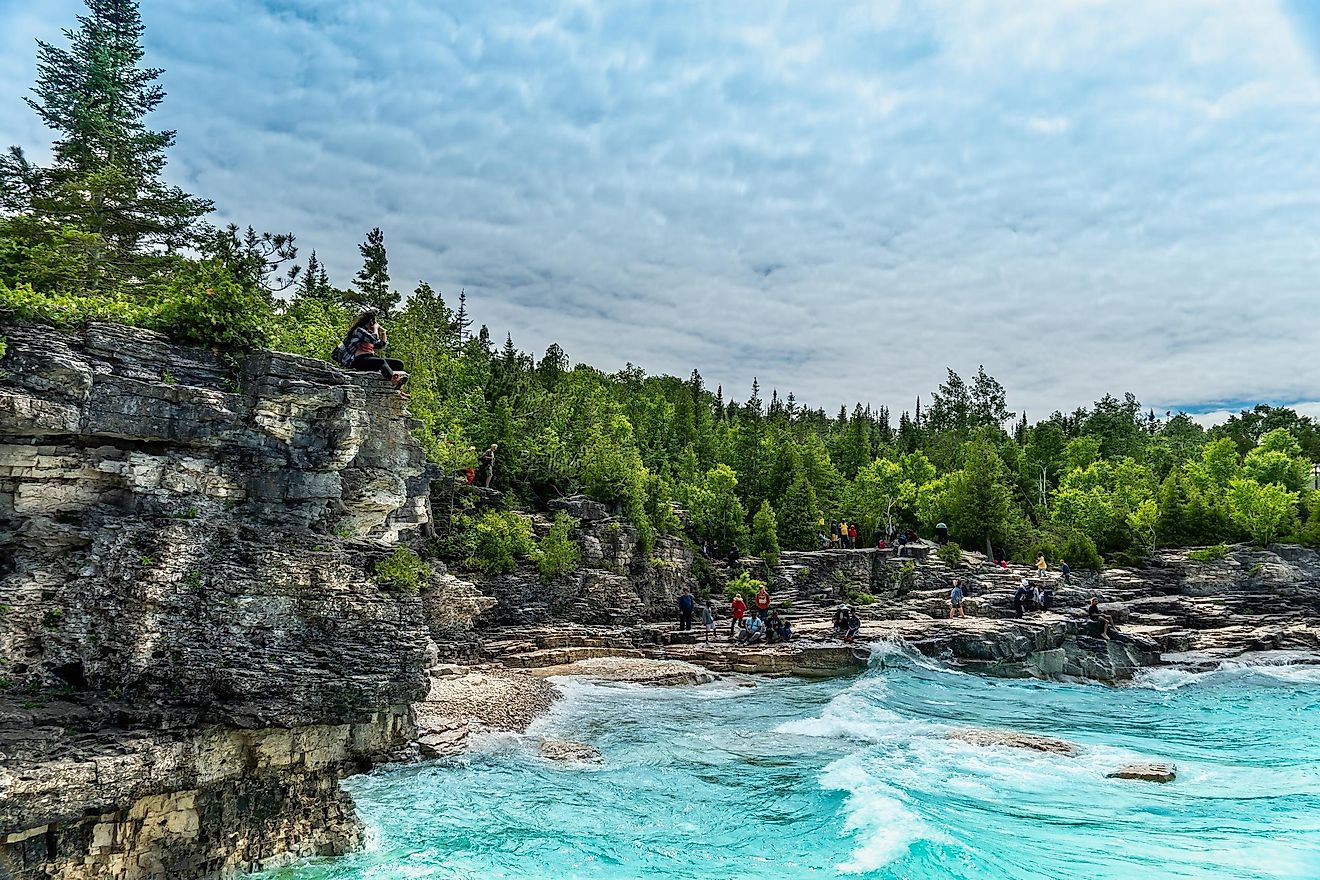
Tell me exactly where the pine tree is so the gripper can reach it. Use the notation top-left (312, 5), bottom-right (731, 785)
top-left (1, 0), bottom-right (212, 278)
top-left (346, 227), bottom-right (396, 314)
top-left (750, 500), bottom-right (781, 566)
top-left (1301, 494), bottom-right (1320, 547)
top-left (454, 289), bottom-right (472, 346)
top-left (777, 470), bottom-right (822, 551)
top-left (296, 250), bottom-right (334, 303)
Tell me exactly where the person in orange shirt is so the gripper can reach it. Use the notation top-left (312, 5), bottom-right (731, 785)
top-left (755, 585), bottom-right (771, 621)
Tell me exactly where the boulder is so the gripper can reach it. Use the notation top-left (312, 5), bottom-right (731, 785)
top-left (1106, 762), bottom-right (1176, 783)
top-left (540, 740), bottom-right (603, 764)
top-left (947, 728), bottom-right (1080, 756)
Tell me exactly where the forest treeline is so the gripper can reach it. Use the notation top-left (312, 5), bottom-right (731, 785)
top-left (2, 0), bottom-right (1318, 572)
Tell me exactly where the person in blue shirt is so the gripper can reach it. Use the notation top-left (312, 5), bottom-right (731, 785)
top-left (948, 580), bottom-right (966, 619)
top-left (677, 586), bottom-right (695, 631)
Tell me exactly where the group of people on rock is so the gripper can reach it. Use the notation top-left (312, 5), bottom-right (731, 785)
top-left (697, 540), bottom-right (741, 565)
top-left (678, 584), bottom-right (796, 645)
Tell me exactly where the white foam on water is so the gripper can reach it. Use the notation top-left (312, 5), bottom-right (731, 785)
top-left (821, 755), bottom-right (939, 873)
top-left (1136, 654), bottom-right (1320, 691)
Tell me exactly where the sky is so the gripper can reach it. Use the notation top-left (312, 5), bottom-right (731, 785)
top-left (2, 0), bottom-right (1320, 426)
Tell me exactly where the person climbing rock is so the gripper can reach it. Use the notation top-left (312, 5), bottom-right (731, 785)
top-left (1060, 560), bottom-right (1071, 585)
top-left (477, 444), bottom-right (497, 488)
top-left (1035, 553), bottom-right (1048, 579)
top-left (1014, 579), bottom-right (1031, 618)
top-left (338, 312), bottom-right (409, 397)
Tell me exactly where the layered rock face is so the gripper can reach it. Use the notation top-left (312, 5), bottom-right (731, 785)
top-left (472, 494), bottom-right (697, 626)
top-left (0, 322), bottom-right (481, 878)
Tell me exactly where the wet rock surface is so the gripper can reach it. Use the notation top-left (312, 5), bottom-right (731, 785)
top-left (1107, 762), bottom-right (1177, 783)
top-left (947, 728), bottom-right (1081, 756)
top-left (539, 740), bottom-right (603, 764)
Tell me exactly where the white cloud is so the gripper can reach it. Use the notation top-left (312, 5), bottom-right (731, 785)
top-left (1, 0), bottom-right (1319, 422)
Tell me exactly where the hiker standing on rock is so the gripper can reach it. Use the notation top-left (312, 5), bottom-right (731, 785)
top-left (677, 586), bottom-right (695, 631)
top-left (729, 593), bottom-right (747, 637)
top-left (848, 523), bottom-right (858, 549)
top-left (1035, 553), bottom-right (1048, 579)
top-left (476, 444), bottom-right (497, 488)
top-left (1061, 560), bottom-right (1071, 585)
top-left (936, 521), bottom-right (949, 545)
top-left (948, 579), bottom-right (966, 619)
top-left (755, 584), bottom-right (771, 621)
top-left (702, 600), bottom-right (716, 643)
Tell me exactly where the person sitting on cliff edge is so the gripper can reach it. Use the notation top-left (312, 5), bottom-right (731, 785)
top-left (337, 311), bottom-right (409, 397)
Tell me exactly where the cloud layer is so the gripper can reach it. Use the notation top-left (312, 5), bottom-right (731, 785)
top-left (3, 0), bottom-right (1319, 423)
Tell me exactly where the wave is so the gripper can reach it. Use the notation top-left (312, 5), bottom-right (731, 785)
top-left (1136, 653), bottom-right (1320, 691)
top-left (820, 755), bottom-right (939, 873)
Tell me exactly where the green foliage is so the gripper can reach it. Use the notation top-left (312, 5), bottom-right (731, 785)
top-left (1227, 478), bottom-right (1298, 546)
top-left (723, 570), bottom-right (765, 600)
top-left (935, 542), bottom-right (963, 567)
top-left (776, 469), bottom-right (822, 551)
top-left (689, 464), bottom-right (748, 550)
top-left (1026, 529), bottom-right (1103, 571)
top-left (1187, 543), bottom-right (1229, 562)
top-left (750, 500), bottom-right (781, 566)
top-left (373, 546), bottom-right (432, 593)
top-left (469, 511), bottom-right (536, 574)
top-left (1127, 498), bottom-right (1159, 557)
top-left (1302, 495), bottom-right (1320, 547)
top-left (845, 590), bottom-right (877, 606)
top-left (537, 513), bottom-right (581, 581)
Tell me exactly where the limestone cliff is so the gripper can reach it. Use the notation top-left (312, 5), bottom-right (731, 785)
top-left (0, 322), bottom-right (484, 878)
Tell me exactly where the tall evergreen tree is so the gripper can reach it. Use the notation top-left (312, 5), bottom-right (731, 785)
top-left (346, 226), bottom-right (396, 314)
top-left (454, 289), bottom-right (473, 346)
top-left (1, 0), bottom-right (212, 281)
top-left (296, 250), bottom-right (334, 303)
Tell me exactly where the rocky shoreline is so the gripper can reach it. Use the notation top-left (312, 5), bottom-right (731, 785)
top-left (2, 322), bottom-right (1317, 879)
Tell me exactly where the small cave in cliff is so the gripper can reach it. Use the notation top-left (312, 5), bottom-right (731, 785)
top-left (50, 660), bottom-right (89, 691)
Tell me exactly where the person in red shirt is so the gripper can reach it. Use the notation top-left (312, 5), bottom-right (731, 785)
top-left (755, 585), bottom-right (771, 621)
top-left (729, 594), bottom-right (747, 637)
top-left (848, 523), bottom-right (858, 548)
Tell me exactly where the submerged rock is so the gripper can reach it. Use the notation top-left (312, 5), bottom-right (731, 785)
top-left (1107, 762), bottom-right (1177, 783)
top-left (540, 740), bottom-right (603, 764)
top-left (947, 728), bottom-right (1081, 756)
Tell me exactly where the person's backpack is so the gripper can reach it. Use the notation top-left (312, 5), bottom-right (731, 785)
top-left (331, 341), bottom-right (355, 368)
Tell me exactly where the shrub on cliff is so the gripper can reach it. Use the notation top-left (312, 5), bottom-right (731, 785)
top-left (469, 510), bottom-right (536, 574)
top-left (936, 542), bottom-right (963, 567)
top-left (537, 513), bottom-right (581, 581)
top-left (1187, 543), bottom-right (1229, 562)
top-left (722, 570), bottom-right (765, 601)
top-left (374, 547), bottom-right (431, 593)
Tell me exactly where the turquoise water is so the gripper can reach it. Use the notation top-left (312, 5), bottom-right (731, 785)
top-left (268, 649), bottom-right (1320, 879)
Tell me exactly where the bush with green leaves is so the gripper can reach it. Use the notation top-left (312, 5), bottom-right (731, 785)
top-left (373, 546), bottom-right (431, 593)
top-left (1024, 529), bottom-right (1103, 571)
top-left (537, 513), bottom-right (581, 581)
top-left (722, 570), bottom-right (765, 601)
top-left (935, 542), bottom-right (963, 567)
top-left (1187, 543), bottom-right (1229, 563)
top-left (750, 500), bottom-right (781, 567)
top-left (469, 511), bottom-right (536, 574)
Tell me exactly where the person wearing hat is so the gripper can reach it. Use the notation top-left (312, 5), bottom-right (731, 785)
top-left (832, 604), bottom-right (850, 636)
